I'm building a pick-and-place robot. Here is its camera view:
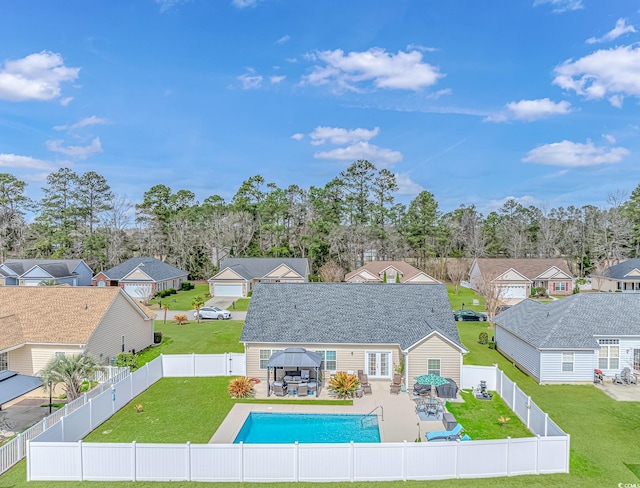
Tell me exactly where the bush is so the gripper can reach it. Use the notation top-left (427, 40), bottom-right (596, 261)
top-left (113, 352), bottom-right (138, 370)
top-left (488, 341), bottom-right (496, 349)
top-left (247, 290), bottom-right (253, 297)
top-left (169, 288), bottom-right (177, 295)
top-left (228, 377), bottom-right (254, 398)
top-left (181, 282), bottom-right (194, 291)
top-left (478, 332), bottom-right (489, 345)
top-left (174, 314), bottom-right (189, 325)
top-left (573, 285), bottom-right (580, 294)
top-left (328, 372), bottom-right (360, 399)
top-left (153, 331), bottom-right (163, 344)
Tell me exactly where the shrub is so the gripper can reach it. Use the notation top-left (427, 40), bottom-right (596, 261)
top-left (247, 290), bottom-right (253, 297)
top-left (228, 377), bottom-right (254, 398)
top-left (113, 352), bottom-right (138, 370)
top-left (573, 285), bottom-right (580, 294)
top-left (488, 341), bottom-right (496, 350)
top-left (153, 331), bottom-right (163, 344)
top-left (478, 332), bottom-right (489, 345)
top-left (174, 314), bottom-right (189, 325)
top-left (169, 288), bottom-right (177, 295)
top-left (328, 372), bottom-right (360, 399)
top-left (181, 282), bottom-right (194, 291)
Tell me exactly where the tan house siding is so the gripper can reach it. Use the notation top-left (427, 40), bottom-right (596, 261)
top-left (86, 293), bottom-right (154, 362)
top-left (244, 342), bottom-right (401, 380)
top-left (8, 344), bottom-right (83, 376)
top-left (406, 334), bottom-right (462, 386)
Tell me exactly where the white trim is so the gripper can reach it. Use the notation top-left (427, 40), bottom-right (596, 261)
top-left (364, 349), bottom-right (393, 379)
top-left (404, 330), bottom-right (468, 354)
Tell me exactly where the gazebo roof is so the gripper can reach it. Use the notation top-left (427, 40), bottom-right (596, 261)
top-left (265, 347), bottom-right (322, 368)
top-left (0, 370), bottom-right (43, 405)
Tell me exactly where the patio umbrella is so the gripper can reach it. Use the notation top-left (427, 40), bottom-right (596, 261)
top-left (414, 374), bottom-right (449, 387)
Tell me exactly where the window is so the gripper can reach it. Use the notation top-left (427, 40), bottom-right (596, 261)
top-left (427, 359), bottom-right (441, 376)
top-left (598, 339), bottom-right (620, 370)
top-left (315, 350), bottom-right (337, 371)
top-left (97, 280), bottom-right (106, 287)
top-left (0, 352), bottom-right (7, 371)
top-left (258, 349), bottom-right (283, 369)
top-left (559, 282), bottom-right (566, 291)
top-left (561, 352), bottom-right (574, 372)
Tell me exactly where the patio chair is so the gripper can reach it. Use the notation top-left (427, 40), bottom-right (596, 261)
top-left (301, 370), bottom-right (310, 382)
top-left (622, 367), bottom-right (638, 385)
top-left (297, 384), bottom-right (308, 396)
top-left (390, 383), bottom-right (401, 394)
top-left (272, 384), bottom-right (287, 397)
top-left (426, 423), bottom-right (463, 442)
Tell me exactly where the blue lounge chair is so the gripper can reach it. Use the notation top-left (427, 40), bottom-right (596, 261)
top-left (426, 423), bottom-right (463, 441)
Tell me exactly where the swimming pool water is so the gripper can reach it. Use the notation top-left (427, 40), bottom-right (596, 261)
top-left (233, 412), bottom-right (381, 444)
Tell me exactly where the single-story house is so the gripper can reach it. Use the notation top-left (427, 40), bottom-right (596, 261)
top-left (344, 261), bottom-right (441, 284)
top-left (590, 258), bottom-right (640, 292)
top-left (241, 283), bottom-right (468, 386)
top-left (0, 259), bottom-right (93, 287)
top-left (494, 293), bottom-right (640, 383)
top-left (208, 258), bottom-right (309, 297)
top-left (469, 258), bottom-right (573, 303)
top-left (0, 287), bottom-right (156, 379)
top-left (93, 257), bottom-right (188, 300)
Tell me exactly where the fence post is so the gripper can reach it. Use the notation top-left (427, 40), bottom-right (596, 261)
top-left (544, 413), bottom-right (548, 436)
top-left (89, 398), bottom-right (93, 430)
top-left (78, 440), bottom-right (83, 481)
top-left (455, 438), bottom-right (461, 478)
top-left (526, 396), bottom-right (531, 429)
top-left (26, 439), bottom-right (30, 481)
top-left (132, 441), bottom-right (137, 482)
top-left (192, 352), bottom-right (196, 376)
top-left (294, 441), bottom-right (299, 482)
top-left (17, 433), bottom-right (23, 459)
top-left (61, 416), bottom-right (65, 442)
top-left (112, 385), bottom-right (116, 414)
top-left (145, 362), bottom-right (150, 388)
top-left (565, 433), bottom-right (571, 473)
top-left (350, 441), bottom-right (355, 482)
top-left (239, 442), bottom-right (244, 482)
top-left (83, 392), bottom-right (87, 405)
top-left (402, 440), bottom-right (407, 481)
top-left (506, 437), bottom-right (511, 477)
top-left (160, 353), bottom-right (164, 378)
top-left (186, 442), bottom-right (191, 481)
top-left (499, 371), bottom-right (504, 397)
top-left (535, 435), bottom-right (541, 474)
top-left (225, 352), bottom-right (229, 376)
top-left (512, 382), bottom-right (516, 408)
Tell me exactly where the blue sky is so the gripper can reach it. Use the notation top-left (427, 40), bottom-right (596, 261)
top-left (0, 0), bottom-right (639, 214)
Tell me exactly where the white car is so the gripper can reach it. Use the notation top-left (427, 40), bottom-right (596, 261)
top-left (194, 306), bottom-right (232, 320)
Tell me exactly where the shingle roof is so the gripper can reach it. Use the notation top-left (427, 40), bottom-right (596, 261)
top-left (494, 293), bottom-right (640, 349)
top-left (241, 283), bottom-right (465, 351)
top-left (474, 258), bottom-right (572, 280)
top-left (216, 258), bottom-right (309, 281)
top-left (0, 287), bottom-right (155, 352)
top-left (98, 257), bottom-right (188, 281)
top-left (2, 259), bottom-right (88, 278)
top-left (344, 261), bottom-right (439, 283)
top-left (600, 259), bottom-right (640, 281)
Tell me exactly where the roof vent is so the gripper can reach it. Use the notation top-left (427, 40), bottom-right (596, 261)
top-left (85, 304), bottom-right (88, 310)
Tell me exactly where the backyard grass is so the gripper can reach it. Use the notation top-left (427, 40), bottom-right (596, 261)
top-left (147, 283), bottom-right (210, 310)
top-left (446, 284), bottom-right (485, 311)
top-left (230, 297), bottom-right (250, 311)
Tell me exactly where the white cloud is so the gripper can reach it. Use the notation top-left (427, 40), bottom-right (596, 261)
top-left (486, 98), bottom-right (572, 122)
top-left (155, 0), bottom-right (190, 13)
top-left (426, 88), bottom-right (452, 100)
top-left (586, 18), bottom-right (636, 44)
top-left (276, 35), bottom-right (290, 44)
top-left (53, 115), bottom-right (109, 131)
top-left (237, 72), bottom-right (263, 89)
top-left (553, 45), bottom-right (640, 106)
top-left (303, 47), bottom-right (443, 92)
top-left (0, 51), bottom-right (79, 102)
top-left (406, 44), bottom-right (438, 53)
top-left (395, 173), bottom-right (424, 196)
top-left (59, 96), bottom-right (73, 106)
top-left (270, 75), bottom-right (286, 84)
top-left (522, 140), bottom-right (629, 167)
top-left (533, 0), bottom-right (583, 13)
top-left (309, 126), bottom-right (380, 146)
top-left (46, 137), bottom-right (103, 160)
top-left (314, 141), bottom-right (403, 167)
top-left (486, 195), bottom-right (538, 212)
top-left (602, 133), bottom-right (616, 144)
top-left (290, 133), bottom-right (304, 141)
top-left (232, 0), bottom-right (257, 7)
top-left (0, 153), bottom-right (61, 171)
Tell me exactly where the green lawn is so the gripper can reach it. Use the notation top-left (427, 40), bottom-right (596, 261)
top-left (230, 297), bottom-right (250, 311)
top-left (446, 284), bottom-right (485, 311)
top-left (147, 283), bottom-right (210, 310)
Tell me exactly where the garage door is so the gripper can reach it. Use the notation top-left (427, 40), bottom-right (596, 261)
top-left (124, 283), bottom-right (152, 299)
top-left (501, 285), bottom-right (526, 298)
top-left (214, 284), bottom-right (243, 297)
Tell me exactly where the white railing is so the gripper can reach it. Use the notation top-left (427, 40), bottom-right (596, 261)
top-left (94, 366), bottom-right (129, 383)
top-left (26, 354), bottom-right (569, 482)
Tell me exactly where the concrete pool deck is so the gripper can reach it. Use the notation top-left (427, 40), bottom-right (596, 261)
top-left (210, 381), bottom-right (452, 443)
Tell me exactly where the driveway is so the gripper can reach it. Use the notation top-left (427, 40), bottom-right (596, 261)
top-left (0, 398), bottom-right (57, 439)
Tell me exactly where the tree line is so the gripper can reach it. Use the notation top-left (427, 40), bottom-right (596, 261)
top-left (2, 160), bottom-right (640, 280)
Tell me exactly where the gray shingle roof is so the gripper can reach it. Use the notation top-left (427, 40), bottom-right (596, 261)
top-left (217, 258), bottom-right (309, 281)
top-left (241, 283), bottom-right (465, 351)
top-left (98, 257), bottom-right (188, 281)
top-left (494, 293), bottom-right (640, 349)
top-left (2, 259), bottom-right (87, 278)
top-left (602, 259), bottom-right (640, 281)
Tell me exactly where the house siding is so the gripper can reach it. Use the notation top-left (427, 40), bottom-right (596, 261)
top-left (8, 344), bottom-right (83, 376)
top-left (495, 325), bottom-right (541, 381)
top-left (73, 261), bottom-right (94, 286)
top-left (85, 293), bottom-right (154, 363)
top-left (539, 350), bottom-right (595, 383)
top-left (406, 334), bottom-right (462, 386)
top-left (244, 342), bottom-right (401, 380)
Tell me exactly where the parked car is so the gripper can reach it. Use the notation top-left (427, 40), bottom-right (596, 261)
top-left (194, 306), bottom-right (231, 320)
top-left (496, 305), bottom-right (511, 315)
top-left (453, 309), bottom-right (488, 322)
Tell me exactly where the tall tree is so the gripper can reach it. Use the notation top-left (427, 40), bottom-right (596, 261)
top-left (0, 173), bottom-right (30, 260)
top-left (402, 190), bottom-right (439, 269)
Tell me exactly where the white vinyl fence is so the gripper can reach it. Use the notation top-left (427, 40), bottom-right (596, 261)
top-left (26, 354), bottom-right (569, 482)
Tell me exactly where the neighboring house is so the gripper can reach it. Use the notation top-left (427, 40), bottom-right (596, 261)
top-left (344, 261), bottom-right (441, 284)
top-left (494, 294), bottom-right (640, 383)
top-left (590, 259), bottom-right (640, 292)
top-left (0, 259), bottom-right (93, 287)
top-left (0, 287), bottom-right (156, 378)
top-left (241, 283), bottom-right (468, 386)
top-left (469, 258), bottom-right (573, 302)
top-left (93, 257), bottom-right (188, 300)
top-left (208, 258), bottom-right (309, 297)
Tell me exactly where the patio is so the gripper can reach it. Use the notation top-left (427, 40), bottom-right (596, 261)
top-left (595, 379), bottom-right (640, 401)
top-left (212, 380), bottom-right (451, 443)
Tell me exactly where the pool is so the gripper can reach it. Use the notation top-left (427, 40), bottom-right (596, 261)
top-left (233, 412), bottom-right (381, 444)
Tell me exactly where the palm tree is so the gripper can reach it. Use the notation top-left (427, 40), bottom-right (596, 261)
top-left (192, 295), bottom-right (205, 323)
top-left (41, 352), bottom-right (105, 401)
top-left (38, 279), bottom-right (58, 286)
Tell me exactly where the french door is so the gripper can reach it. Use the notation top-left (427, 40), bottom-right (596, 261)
top-left (634, 349), bottom-right (640, 371)
top-left (366, 351), bottom-right (391, 378)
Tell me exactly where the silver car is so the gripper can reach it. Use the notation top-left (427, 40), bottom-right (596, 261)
top-left (194, 306), bottom-right (232, 320)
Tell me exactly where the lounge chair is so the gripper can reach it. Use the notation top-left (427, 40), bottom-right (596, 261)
top-left (390, 373), bottom-right (402, 394)
top-left (297, 384), bottom-right (308, 396)
top-left (360, 374), bottom-right (372, 395)
top-left (622, 367), bottom-right (638, 384)
top-left (272, 384), bottom-right (287, 397)
top-left (426, 423), bottom-right (464, 442)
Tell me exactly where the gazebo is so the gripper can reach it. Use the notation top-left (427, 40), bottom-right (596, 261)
top-left (265, 347), bottom-right (322, 397)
